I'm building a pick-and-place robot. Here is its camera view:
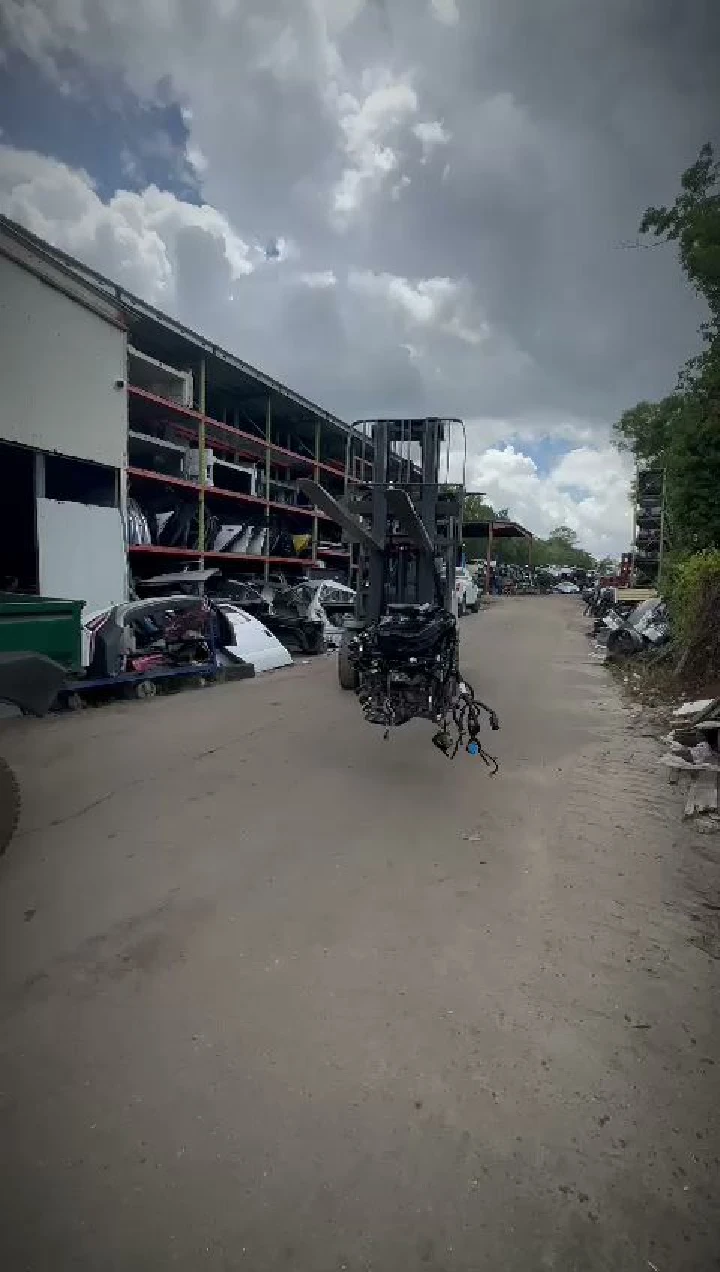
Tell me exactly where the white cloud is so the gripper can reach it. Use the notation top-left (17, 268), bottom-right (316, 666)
top-left (429, 0), bottom-right (460, 26)
top-left (185, 142), bottom-right (208, 176)
top-left (552, 446), bottom-right (620, 496)
top-left (0, 145), bottom-right (256, 304)
top-left (330, 73), bottom-right (418, 222)
top-left (413, 119), bottom-right (451, 162)
top-left (348, 269), bottom-right (488, 345)
top-left (390, 173), bottom-right (411, 201)
top-left (460, 441), bottom-right (633, 558)
top-left (299, 268), bottom-right (337, 287)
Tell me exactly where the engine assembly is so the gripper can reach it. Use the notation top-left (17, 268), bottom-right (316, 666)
top-left (348, 604), bottom-right (499, 762)
top-left (298, 417), bottom-right (500, 766)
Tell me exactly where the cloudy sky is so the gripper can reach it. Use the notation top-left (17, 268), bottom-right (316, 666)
top-left (0, 1), bottom-right (717, 556)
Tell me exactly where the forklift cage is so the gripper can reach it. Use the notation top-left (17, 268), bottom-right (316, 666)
top-left (299, 418), bottom-right (467, 625)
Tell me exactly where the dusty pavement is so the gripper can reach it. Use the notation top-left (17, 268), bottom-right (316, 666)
top-left (0, 597), bottom-right (718, 1271)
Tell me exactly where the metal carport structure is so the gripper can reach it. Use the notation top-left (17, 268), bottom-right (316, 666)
top-left (462, 518), bottom-right (534, 593)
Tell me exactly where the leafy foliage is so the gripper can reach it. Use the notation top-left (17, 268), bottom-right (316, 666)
top-left (640, 142), bottom-right (720, 332)
top-left (664, 550), bottom-right (720, 681)
top-left (612, 142), bottom-right (720, 555)
top-left (614, 397), bottom-right (679, 464)
top-left (462, 493), bottom-right (496, 522)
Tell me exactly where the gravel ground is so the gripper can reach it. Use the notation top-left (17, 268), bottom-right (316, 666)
top-left (0, 596), bottom-right (718, 1271)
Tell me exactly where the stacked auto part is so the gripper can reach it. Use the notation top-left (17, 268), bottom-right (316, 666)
top-left (633, 468), bottom-right (668, 587)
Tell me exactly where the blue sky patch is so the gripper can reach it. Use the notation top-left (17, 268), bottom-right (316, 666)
top-left (514, 435), bottom-right (574, 477)
top-left (0, 50), bottom-right (199, 203)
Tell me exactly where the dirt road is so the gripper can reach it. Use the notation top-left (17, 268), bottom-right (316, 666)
top-left (0, 597), bottom-right (718, 1270)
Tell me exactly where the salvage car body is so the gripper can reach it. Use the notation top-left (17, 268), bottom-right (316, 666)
top-left (301, 579), bottom-right (356, 647)
top-left (82, 594), bottom-right (291, 677)
top-left (271, 580), bottom-right (355, 650)
top-left (212, 602), bottom-right (292, 672)
top-left (213, 578), bottom-right (324, 655)
top-left (135, 570), bottom-right (326, 658)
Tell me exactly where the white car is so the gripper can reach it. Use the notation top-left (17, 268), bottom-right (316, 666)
top-left (553, 580), bottom-right (580, 594)
top-left (455, 567), bottom-right (480, 615)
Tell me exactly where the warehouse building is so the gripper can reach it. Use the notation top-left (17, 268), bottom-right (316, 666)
top-left (0, 215), bottom-right (356, 616)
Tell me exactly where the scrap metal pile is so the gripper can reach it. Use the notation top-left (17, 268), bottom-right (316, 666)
top-left (584, 585), bottom-right (670, 660)
top-left (298, 417), bottom-right (500, 764)
top-left (659, 698), bottom-right (720, 831)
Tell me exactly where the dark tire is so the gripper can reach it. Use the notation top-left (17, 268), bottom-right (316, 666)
top-left (608, 629), bottom-right (638, 657)
top-left (458, 597), bottom-right (467, 617)
top-left (0, 757), bottom-right (21, 857)
top-left (470, 597), bottom-right (480, 613)
top-left (338, 636), bottom-right (358, 691)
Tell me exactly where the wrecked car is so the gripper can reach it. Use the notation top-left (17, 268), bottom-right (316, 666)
top-left (82, 593), bottom-right (291, 678)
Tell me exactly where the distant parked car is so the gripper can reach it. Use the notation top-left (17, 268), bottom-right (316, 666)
top-left (553, 581), bottom-right (580, 594)
top-left (455, 567), bottom-right (480, 615)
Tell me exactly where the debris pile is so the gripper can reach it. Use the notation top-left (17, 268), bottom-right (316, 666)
top-left (659, 698), bottom-right (720, 832)
top-left (583, 587), bottom-right (670, 663)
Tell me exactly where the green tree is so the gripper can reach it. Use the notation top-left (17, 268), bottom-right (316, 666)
top-left (463, 493), bottom-right (495, 522)
top-left (597, 557), bottom-right (617, 575)
top-left (613, 397), bottom-right (680, 465)
top-left (613, 142), bottom-right (720, 552)
top-left (549, 525), bottom-right (578, 548)
top-left (640, 142), bottom-right (720, 335)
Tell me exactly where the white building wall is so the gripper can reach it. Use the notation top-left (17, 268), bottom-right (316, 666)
top-left (37, 499), bottom-right (127, 614)
top-left (0, 250), bottom-right (127, 468)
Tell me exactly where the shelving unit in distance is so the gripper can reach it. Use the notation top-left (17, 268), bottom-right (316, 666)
top-left (122, 312), bottom-right (357, 590)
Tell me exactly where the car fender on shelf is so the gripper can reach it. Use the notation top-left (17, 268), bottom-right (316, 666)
top-left (216, 605), bottom-right (293, 673)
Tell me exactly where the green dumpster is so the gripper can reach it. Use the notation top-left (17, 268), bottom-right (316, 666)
top-left (0, 595), bottom-right (84, 673)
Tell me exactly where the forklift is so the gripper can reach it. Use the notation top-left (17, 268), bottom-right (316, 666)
top-left (298, 417), bottom-right (500, 763)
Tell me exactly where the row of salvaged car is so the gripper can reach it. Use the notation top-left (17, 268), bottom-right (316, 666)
top-left (582, 586), bottom-right (670, 657)
top-left (80, 565), bottom-right (487, 683)
top-left (81, 571), bottom-right (359, 681)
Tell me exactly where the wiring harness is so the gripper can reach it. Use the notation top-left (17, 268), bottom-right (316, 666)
top-left (431, 672), bottom-right (500, 768)
top-left (348, 605), bottom-right (500, 768)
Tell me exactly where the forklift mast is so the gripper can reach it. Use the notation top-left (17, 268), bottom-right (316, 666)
top-left (298, 417), bottom-right (464, 624)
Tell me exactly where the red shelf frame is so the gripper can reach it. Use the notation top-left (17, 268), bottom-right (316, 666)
top-left (128, 384), bottom-right (345, 479)
top-left (127, 384), bottom-right (350, 576)
top-left (127, 464), bottom-right (333, 521)
top-left (128, 544), bottom-right (202, 558)
top-left (129, 544), bottom-right (312, 568)
top-left (127, 466), bottom-right (199, 492)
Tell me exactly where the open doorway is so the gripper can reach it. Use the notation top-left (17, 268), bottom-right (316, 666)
top-left (0, 441), bottom-right (37, 593)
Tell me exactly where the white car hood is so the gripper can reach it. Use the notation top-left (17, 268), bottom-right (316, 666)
top-left (217, 604), bottom-right (293, 673)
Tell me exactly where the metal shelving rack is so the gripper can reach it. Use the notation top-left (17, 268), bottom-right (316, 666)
top-left (0, 211), bottom-right (360, 590)
top-left (125, 365), bottom-right (353, 584)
